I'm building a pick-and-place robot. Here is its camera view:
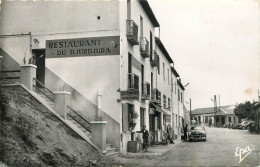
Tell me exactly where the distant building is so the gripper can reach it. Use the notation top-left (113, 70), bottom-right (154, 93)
top-left (191, 105), bottom-right (239, 127)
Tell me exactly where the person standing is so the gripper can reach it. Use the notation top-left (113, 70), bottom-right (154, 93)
top-left (184, 124), bottom-right (188, 141)
top-left (138, 125), bottom-right (149, 152)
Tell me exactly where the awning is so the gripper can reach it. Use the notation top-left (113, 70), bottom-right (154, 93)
top-left (150, 103), bottom-right (170, 116)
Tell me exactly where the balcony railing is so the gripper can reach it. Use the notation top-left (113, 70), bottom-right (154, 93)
top-left (126, 20), bottom-right (139, 45)
top-left (151, 88), bottom-right (161, 105)
top-left (150, 50), bottom-right (159, 67)
top-left (128, 73), bottom-right (139, 90)
top-left (140, 37), bottom-right (149, 58)
top-left (141, 82), bottom-right (150, 100)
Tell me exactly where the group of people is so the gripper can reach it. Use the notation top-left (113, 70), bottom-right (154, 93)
top-left (137, 124), bottom-right (174, 152)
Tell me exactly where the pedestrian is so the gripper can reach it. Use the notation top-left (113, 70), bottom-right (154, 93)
top-left (184, 124), bottom-right (188, 141)
top-left (137, 125), bottom-right (149, 152)
top-left (166, 124), bottom-right (171, 144)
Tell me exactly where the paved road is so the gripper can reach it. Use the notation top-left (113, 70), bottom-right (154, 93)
top-left (115, 127), bottom-right (260, 166)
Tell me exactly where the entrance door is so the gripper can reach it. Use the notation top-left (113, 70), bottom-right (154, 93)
top-left (32, 49), bottom-right (45, 86)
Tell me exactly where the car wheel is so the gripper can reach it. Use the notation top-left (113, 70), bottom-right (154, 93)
top-left (204, 139), bottom-right (206, 142)
top-left (242, 126), bottom-right (245, 130)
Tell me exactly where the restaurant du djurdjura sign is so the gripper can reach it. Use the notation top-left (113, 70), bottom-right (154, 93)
top-left (46, 36), bottom-right (120, 58)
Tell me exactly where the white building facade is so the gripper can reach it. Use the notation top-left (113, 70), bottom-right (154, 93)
top-left (0, 0), bottom-right (186, 153)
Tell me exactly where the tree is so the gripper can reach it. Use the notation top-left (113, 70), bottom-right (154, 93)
top-left (234, 101), bottom-right (255, 120)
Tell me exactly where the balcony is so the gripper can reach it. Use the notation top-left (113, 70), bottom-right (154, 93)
top-left (126, 20), bottom-right (139, 45)
top-left (141, 82), bottom-right (151, 100)
top-left (150, 50), bottom-right (159, 67)
top-left (128, 73), bottom-right (139, 91)
top-left (151, 88), bottom-right (161, 105)
top-left (140, 37), bottom-right (149, 58)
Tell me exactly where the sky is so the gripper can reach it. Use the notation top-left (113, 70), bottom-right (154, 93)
top-left (149, 0), bottom-right (259, 110)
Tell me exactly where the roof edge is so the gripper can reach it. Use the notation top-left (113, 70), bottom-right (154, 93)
top-left (138, 0), bottom-right (160, 27)
top-left (155, 37), bottom-right (174, 64)
top-left (171, 66), bottom-right (180, 77)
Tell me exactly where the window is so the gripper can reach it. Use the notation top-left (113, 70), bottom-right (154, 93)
top-left (172, 114), bottom-right (174, 125)
top-left (168, 69), bottom-right (170, 84)
top-left (140, 15), bottom-right (143, 37)
top-left (163, 95), bottom-right (166, 108)
top-left (151, 72), bottom-right (153, 89)
top-left (178, 89), bottom-right (180, 101)
top-left (150, 31), bottom-right (153, 61)
top-left (141, 64), bottom-right (144, 94)
top-left (175, 82), bottom-right (177, 94)
top-left (163, 63), bottom-right (165, 81)
top-left (127, 0), bottom-right (131, 19)
top-left (176, 115), bottom-right (178, 127)
top-left (158, 56), bottom-right (160, 75)
top-left (140, 108), bottom-right (145, 129)
top-left (128, 53), bottom-right (132, 73)
top-left (168, 98), bottom-right (171, 109)
top-left (122, 103), bottom-right (135, 131)
top-left (181, 92), bottom-right (183, 103)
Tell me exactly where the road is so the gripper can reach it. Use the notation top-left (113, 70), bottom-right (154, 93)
top-left (115, 127), bottom-right (260, 166)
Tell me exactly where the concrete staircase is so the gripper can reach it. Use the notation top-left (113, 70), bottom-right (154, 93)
top-left (105, 144), bottom-right (119, 156)
top-left (0, 65), bottom-right (119, 155)
top-left (33, 84), bottom-right (119, 156)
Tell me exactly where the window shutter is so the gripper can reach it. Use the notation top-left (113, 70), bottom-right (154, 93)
top-left (122, 103), bottom-right (129, 132)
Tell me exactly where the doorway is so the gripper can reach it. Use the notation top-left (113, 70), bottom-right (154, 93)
top-left (32, 49), bottom-right (45, 86)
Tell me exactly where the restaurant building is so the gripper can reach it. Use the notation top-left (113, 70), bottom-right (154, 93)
top-left (0, 0), bottom-right (185, 153)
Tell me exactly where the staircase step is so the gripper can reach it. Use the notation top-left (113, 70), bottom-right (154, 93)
top-left (106, 144), bottom-right (112, 149)
top-left (106, 147), bottom-right (116, 154)
top-left (106, 151), bottom-right (119, 156)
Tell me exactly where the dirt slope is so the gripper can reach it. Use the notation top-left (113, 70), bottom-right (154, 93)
top-left (0, 85), bottom-right (120, 167)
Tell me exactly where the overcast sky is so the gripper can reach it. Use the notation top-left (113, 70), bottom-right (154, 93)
top-left (149, 0), bottom-right (259, 109)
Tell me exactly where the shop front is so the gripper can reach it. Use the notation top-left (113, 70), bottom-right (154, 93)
top-left (148, 102), bottom-right (171, 145)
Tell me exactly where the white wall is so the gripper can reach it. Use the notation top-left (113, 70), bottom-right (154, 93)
top-left (0, 1), bottom-right (119, 35)
top-left (119, 0), bottom-right (157, 133)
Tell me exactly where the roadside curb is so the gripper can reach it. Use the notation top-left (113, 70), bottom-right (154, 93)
top-left (160, 139), bottom-right (182, 156)
top-left (119, 139), bottom-right (183, 158)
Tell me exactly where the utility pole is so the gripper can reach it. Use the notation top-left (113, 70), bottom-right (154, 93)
top-left (190, 98), bottom-right (192, 124)
top-left (214, 95), bottom-right (217, 127)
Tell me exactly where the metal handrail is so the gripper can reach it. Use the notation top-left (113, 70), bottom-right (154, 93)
top-left (33, 85), bottom-right (54, 102)
top-left (33, 77), bottom-right (54, 95)
top-left (0, 76), bottom-right (20, 80)
top-left (33, 77), bottom-right (54, 102)
top-left (0, 70), bottom-right (20, 73)
top-left (67, 106), bottom-right (91, 133)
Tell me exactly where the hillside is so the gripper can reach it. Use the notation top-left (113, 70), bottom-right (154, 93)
top-left (0, 85), bottom-right (119, 166)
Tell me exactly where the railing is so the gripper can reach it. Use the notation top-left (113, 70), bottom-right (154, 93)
top-left (33, 77), bottom-right (54, 102)
top-left (0, 70), bottom-right (20, 83)
top-left (141, 82), bottom-right (150, 100)
top-left (128, 73), bottom-right (139, 90)
top-left (151, 88), bottom-right (161, 105)
top-left (126, 20), bottom-right (139, 45)
top-left (67, 106), bottom-right (91, 133)
top-left (150, 50), bottom-right (159, 67)
top-left (140, 37), bottom-right (149, 58)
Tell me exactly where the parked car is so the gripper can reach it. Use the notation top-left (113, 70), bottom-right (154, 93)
top-left (223, 122), bottom-right (232, 128)
top-left (188, 126), bottom-right (206, 142)
top-left (237, 121), bottom-right (255, 130)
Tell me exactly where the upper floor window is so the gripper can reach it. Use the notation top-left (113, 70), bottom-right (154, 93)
top-left (168, 98), bottom-right (171, 109)
top-left (163, 63), bottom-right (165, 81)
top-left (168, 69), bottom-right (170, 84)
top-left (181, 92), bottom-right (183, 103)
top-left (163, 95), bottom-right (166, 108)
top-left (178, 89), bottom-right (180, 101)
